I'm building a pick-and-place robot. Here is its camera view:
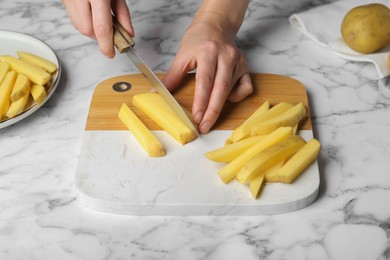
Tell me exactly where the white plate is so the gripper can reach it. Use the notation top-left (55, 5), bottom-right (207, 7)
top-left (0, 30), bottom-right (61, 129)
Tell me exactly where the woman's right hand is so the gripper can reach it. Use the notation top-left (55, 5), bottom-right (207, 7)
top-left (62, 0), bottom-right (134, 58)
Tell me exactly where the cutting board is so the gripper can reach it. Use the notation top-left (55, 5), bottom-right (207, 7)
top-left (75, 73), bottom-right (319, 215)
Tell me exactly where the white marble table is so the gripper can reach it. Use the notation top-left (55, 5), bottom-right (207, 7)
top-left (1, 0), bottom-right (390, 259)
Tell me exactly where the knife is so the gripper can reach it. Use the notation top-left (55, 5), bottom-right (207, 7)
top-left (112, 16), bottom-right (200, 137)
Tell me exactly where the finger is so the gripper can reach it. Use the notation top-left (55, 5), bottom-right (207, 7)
top-left (198, 54), bottom-right (236, 133)
top-left (192, 52), bottom-right (217, 124)
top-left (228, 73), bottom-right (253, 103)
top-left (74, 0), bottom-right (95, 38)
top-left (111, 0), bottom-right (134, 37)
top-left (90, 0), bottom-right (115, 58)
top-left (162, 49), bottom-right (195, 92)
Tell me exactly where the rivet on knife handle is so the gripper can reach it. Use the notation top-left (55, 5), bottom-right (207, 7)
top-left (112, 15), bottom-right (135, 53)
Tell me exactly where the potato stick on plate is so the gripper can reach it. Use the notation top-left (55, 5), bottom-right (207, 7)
top-left (6, 89), bottom-right (30, 118)
top-left (0, 71), bottom-right (17, 118)
top-left (0, 55), bottom-right (50, 85)
top-left (10, 73), bottom-right (31, 102)
top-left (17, 51), bottom-right (57, 74)
top-left (0, 62), bottom-right (10, 84)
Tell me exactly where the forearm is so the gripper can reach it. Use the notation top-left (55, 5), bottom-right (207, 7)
top-left (194, 0), bottom-right (249, 35)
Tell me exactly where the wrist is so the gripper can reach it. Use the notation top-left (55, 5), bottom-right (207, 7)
top-left (194, 0), bottom-right (249, 35)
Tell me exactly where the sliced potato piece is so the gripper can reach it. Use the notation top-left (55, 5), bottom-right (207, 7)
top-left (30, 84), bottom-right (47, 104)
top-left (0, 62), bottom-right (10, 84)
top-left (251, 103), bottom-right (306, 136)
top-left (0, 55), bottom-right (50, 85)
top-left (205, 135), bottom-right (265, 163)
top-left (0, 71), bottom-right (17, 118)
top-left (6, 89), bottom-right (30, 118)
top-left (249, 172), bottom-right (265, 199)
top-left (225, 100), bottom-right (270, 144)
top-left (10, 73), bottom-right (31, 102)
top-left (236, 135), bottom-right (306, 184)
top-left (264, 157), bottom-right (288, 182)
top-left (132, 92), bottom-right (197, 145)
top-left (118, 103), bottom-right (165, 157)
top-left (267, 138), bottom-right (320, 183)
top-left (218, 126), bottom-right (293, 184)
top-left (231, 102), bottom-right (293, 143)
top-left (17, 51), bottom-right (58, 73)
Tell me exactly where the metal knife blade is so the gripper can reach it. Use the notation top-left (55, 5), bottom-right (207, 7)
top-left (112, 16), bottom-right (200, 137)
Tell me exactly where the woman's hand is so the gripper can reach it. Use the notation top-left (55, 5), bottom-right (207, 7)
top-left (162, 0), bottom-right (252, 134)
top-left (62, 0), bottom-right (134, 58)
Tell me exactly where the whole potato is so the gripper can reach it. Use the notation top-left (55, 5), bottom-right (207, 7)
top-left (341, 3), bottom-right (390, 54)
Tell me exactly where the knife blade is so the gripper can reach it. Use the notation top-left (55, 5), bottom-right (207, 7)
top-left (112, 16), bottom-right (200, 137)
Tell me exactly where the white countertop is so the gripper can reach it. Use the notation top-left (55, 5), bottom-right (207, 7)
top-left (1, 0), bottom-right (390, 259)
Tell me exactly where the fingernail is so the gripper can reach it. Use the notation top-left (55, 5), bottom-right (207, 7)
top-left (200, 121), bottom-right (211, 134)
top-left (194, 112), bottom-right (203, 124)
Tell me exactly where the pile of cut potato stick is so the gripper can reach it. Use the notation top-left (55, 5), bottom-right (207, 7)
top-left (204, 100), bottom-right (321, 199)
top-left (0, 51), bottom-right (58, 121)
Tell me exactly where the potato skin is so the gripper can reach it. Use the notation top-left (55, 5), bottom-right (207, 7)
top-left (341, 3), bottom-right (390, 54)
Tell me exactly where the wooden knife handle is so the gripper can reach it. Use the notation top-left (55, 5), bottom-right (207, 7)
top-left (112, 15), bottom-right (135, 53)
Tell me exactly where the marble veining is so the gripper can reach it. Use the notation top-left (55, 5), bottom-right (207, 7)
top-left (1, 0), bottom-right (390, 259)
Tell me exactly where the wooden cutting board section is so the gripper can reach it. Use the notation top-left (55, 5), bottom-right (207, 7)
top-left (85, 73), bottom-right (311, 131)
top-left (75, 73), bottom-right (319, 216)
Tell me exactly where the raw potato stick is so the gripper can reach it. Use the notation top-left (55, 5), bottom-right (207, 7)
top-left (268, 138), bottom-right (321, 183)
top-left (132, 92), bottom-right (197, 145)
top-left (218, 126), bottom-right (293, 184)
top-left (231, 101), bottom-right (293, 143)
top-left (30, 84), bottom-right (47, 104)
top-left (6, 90), bottom-right (30, 118)
top-left (205, 135), bottom-right (265, 162)
top-left (0, 62), bottom-right (10, 84)
top-left (17, 51), bottom-right (57, 74)
top-left (0, 71), bottom-right (17, 118)
top-left (251, 102), bottom-right (306, 136)
top-left (236, 135), bottom-right (306, 184)
top-left (225, 100), bottom-right (270, 144)
top-left (118, 103), bottom-right (165, 157)
top-left (10, 73), bottom-right (31, 102)
top-left (0, 55), bottom-right (50, 85)
top-left (250, 172), bottom-right (265, 199)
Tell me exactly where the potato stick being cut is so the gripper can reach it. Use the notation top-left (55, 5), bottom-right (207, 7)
top-left (133, 92), bottom-right (197, 145)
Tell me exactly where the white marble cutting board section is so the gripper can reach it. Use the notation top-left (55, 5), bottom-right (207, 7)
top-left (75, 129), bottom-right (319, 215)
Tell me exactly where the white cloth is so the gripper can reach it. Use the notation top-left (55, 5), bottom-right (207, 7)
top-left (289, 0), bottom-right (390, 79)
